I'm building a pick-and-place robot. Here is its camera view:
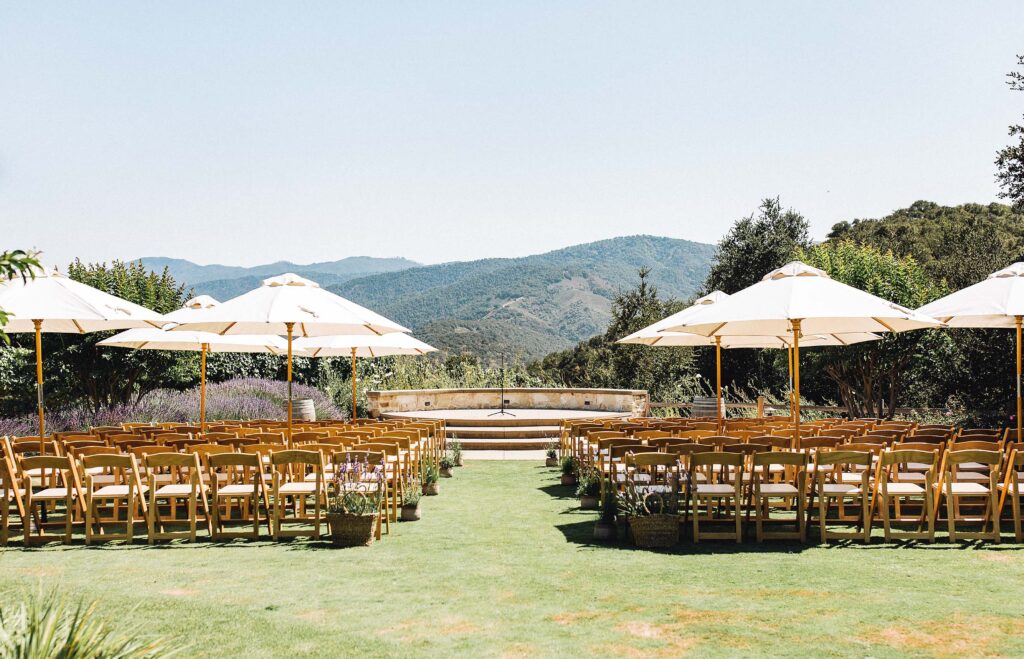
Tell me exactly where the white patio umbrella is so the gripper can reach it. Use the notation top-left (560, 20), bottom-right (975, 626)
top-left (0, 268), bottom-right (168, 448)
top-left (169, 274), bottom-right (409, 436)
top-left (661, 262), bottom-right (942, 437)
top-left (295, 333), bottom-right (437, 420)
top-left (917, 262), bottom-right (1024, 440)
top-left (619, 290), bottom-right (879, 427)
top-left (99, 296), bottom-right (298, 432)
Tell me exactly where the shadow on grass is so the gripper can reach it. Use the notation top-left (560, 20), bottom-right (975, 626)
top-left (538, 484), bottom-right (576, 500)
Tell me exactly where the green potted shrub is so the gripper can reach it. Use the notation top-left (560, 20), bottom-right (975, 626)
top-left (618, 478), bottom-right (681, 549)
top-left (575, 466), bottom-right (600, 509)
top-left (402, 480), bottom-right (422, 521)
top-left (593, 493), bottom-right (617, 541)
top-left (449, 440), bottom-right (464, 467)
top-left (422, 460), bottom-right (440, 495)
top-left (439, 453), bottom-right (455, 478)
top-left (327, 457), bottom-right (385, 547)
top-left (544, 441), bottom-right (559, 468)
top-left (559, 456), bottom-right (578, 487)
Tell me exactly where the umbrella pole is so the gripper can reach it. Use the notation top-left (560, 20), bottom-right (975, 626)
top-left (1017, 316), bottom-right (1022, 442)
top-left (788, 346), bottom-right (794, 421)
top-left (792, 319), bottom-right (802, 449)
top-left (351, 347), bottom-right (358, 421)
top-left (200, 343), bottom-right (208, 434)
top-left (715, 336), bottom-right (722, 433)
top-left (286, 322), bottom-right (294, 442)
top-left (34, 320), bottom-right (45, 453)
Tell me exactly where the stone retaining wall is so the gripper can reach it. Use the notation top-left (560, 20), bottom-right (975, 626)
top-left (366, 387), bottom-right (649, 417)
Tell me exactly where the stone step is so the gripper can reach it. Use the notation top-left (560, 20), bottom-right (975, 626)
top-left (445, 425), bottom-right (561, 440)
top-left (453, 437), bottom-right (554, 451)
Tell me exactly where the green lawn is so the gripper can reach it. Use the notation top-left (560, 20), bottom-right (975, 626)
top-left (3, 461), bottom-right (1024, 657)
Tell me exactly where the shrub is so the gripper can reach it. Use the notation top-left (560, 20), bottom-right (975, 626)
top-left (575, 466), bottom-right (601, 498)
top-left (559, 456), bottom-right (578, 477)
top-left (0, 590), bottom-right (167, 658)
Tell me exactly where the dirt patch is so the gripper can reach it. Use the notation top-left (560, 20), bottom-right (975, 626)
top-left (295, 609), bottom-right (326, 622)
top-left (550, 610), bottom-right (608, 625)
top-left (870, 614), bottom-right (1024, 656)
top-left (620, 621), bottom-right (665, 639)
top-left (15, 566), bottom-right (62, 578)
top-left (160, 588), bottom-right (198, 597)
top-left (499, 642), bottom-right (540, 658)
top-left (382, 615), bottom-right (482, 642)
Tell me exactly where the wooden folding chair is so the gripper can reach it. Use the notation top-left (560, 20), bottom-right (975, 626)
top-left (751, 451), bottom-right (807, 542)
top-left (19, 455), bottom-right (79, 545)
top-left (878, 448), bottom-right (938, 543)
top-left (689, 451), bottom-right (744, 543)
top-left (208, 452), bottom-right (270, 540)
top-left (810, 450), bottom-right (872, 543)
top-left (81, 454), bottom-right (147, 544)
top-left (145, 452), bottom-right (210, 543)
top-left (998, 447), bottom-right (1024, 542)
top-left (942, 449), bottom-right (1002, 543)
top-left (270, 450), bottom-right (325, 540)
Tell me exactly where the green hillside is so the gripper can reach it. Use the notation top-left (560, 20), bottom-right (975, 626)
top-left (330, 235), bottom-right (716, 359)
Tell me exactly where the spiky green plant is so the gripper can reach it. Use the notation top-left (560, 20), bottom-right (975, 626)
top-left (0, 591), bottom-right (168, 658)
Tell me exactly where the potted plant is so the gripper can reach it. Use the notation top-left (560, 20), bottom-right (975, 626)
top-left (559, 456), bottom-right (578, 487)
top-left (401, 480), bottom-right (422, 521)
top-left (422, 460), bottom-right (440, 495)
top-left (544, 442), bottom-right (559, 468)
top-left (619, 474), bottom-right (681, 549)
top-left (439, 453), bottom-right (455, 478)
top-left (575, 466), bottom-right (600, 510)
top-left (593, 493), bottom-right (617, 542)
top-left (449, 440), bottom-right (464, 467)
top-left (326, 457), bottom-right (385, 547)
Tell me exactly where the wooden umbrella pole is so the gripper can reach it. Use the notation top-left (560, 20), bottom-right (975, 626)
top-left (715, 335), bottom-right (723, 433)
top-left (1017, 315), bottom-right (1022, 442)
top-left (200, 343), bottom-right (208, 434)
top-left (34, 319), bottom-right (45, 453)
top-left (351, 347), bottom-right (358, 421)
top-left (787, 345), bottom-right (794, 421)
top-left (286, 322), bottom-right (294, 442)
top-left (792, 319), bottom-right (802, 449)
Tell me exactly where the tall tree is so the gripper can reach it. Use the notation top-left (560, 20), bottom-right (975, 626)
top-left (996, 54), bottom-right (1024, 212)
top-left (0, 250), bottom-right (42, 343)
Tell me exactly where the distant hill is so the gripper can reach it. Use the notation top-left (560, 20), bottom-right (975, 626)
top-left (138, 256), bottom-right (420, 300)
top-left (330, 235), bottom-right (716, 361)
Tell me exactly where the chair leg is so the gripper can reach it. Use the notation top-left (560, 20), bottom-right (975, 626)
top-left (1013, 491), bottom-right (1022, 543)
top-left (691, 497), bottom-right (700, 543)
top-left (881, 492), bottom-right (891, 542)
top-left (945, 491), bottom-right (956, 542)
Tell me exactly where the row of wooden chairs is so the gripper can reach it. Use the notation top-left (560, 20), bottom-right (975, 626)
top-left (0, 437), bottom-right (422, 546)
top-left (608, 440), bottom-right (1024, 544)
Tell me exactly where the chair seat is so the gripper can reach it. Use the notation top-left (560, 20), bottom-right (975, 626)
top-left (695, 484), bottom-right (738, 496)
top-left (894, 472), bottom-right (926, 483)
top-left (822, 483), bottom-right (862, 495)
top-left (882, 482), bottom-right (924, 495)
top-left (840, 473), bottom-right (870, 484)
top-left (216, 484), bottom-right (258, 496)
top-left (278, 482), bottom-right (317, 495)
top-left (947, 482), bottom-right (989, 495)
top-left (997, 482), bottom-right (1023, 493)
top-left (92, 485), bottom-right (145, 497)
top-left (32, 487), bottom-right (74, 500)
top-left (154, 484), bottom-right (195, 496)
top-left (756, 484), bottom-right (799, 496)
top-left (951, 472), bottom-right (989, 483)
top-left (959, 462), bottom-right (987, 470)
top-left (633, 485), bottom-right (675, 495)
top-left (905, 462), bottom-right (931, 471)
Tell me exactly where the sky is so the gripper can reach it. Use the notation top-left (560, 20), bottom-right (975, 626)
top-left (1, 2), bottom-right (1022, 269)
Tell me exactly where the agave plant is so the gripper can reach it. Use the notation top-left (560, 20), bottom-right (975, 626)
top-left (0, 590), bottom-right (168, 658)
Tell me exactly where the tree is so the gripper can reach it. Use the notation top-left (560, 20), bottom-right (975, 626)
top-left (996, 54), bottom-right (1024, 212)
top-left (699, 198), bottom-right (811, 393)
top-left (797, 241), bottom-right (949, 419)
top-left (0, 250), bottom-right (42, 344)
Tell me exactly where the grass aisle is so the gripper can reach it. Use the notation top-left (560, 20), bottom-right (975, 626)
top-left (2, 461), bottom-right (1024, 657)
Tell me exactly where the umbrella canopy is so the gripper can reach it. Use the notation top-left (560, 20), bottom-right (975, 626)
top-left (295, 333), bottom-right (437, 420)
top-left (0, 268), bottom-right (167, 333)
top-left (0, 268), bottom-right (168, 444)
top-left (169, 273), bottom-right (408, 337)
top-left (918, 262), bottom-right (1024, 440)
top-left (659, 261), bottom-right (941, 437)
top-left (662, 262), bottom-right (941, 337)
top-left (295, 333), bottom-right (437, 358)
top-left (99, 297), bottom-right (300, 431)
top-left (168, 274), bottom-right (409, 436)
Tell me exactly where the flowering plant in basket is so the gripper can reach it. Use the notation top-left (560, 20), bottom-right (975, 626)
top-left (617, 462), bottom-right (686, 549)
top-left (326, 456), bottom-right (385, 546)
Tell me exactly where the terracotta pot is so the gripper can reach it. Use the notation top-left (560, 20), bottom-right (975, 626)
top-left (580, 494), bottom-right (599, 510)
top-left (401, 504), bottom-right (421, 522)
top-left (560, 474), bottom-right (577, 487)
top-left (440, 467), bottom-right (453, 478)
top-left (545, 457), bottom-right (558, 467)
top-left (422, 482), bottom-right (440, 496)
top-left (593, 520), bottom-right (616, 542)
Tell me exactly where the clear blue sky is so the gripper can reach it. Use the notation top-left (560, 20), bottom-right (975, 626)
top-left (2, 2), bottom-right (1022, 269)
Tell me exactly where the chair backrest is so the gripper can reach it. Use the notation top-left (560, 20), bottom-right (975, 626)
top-left (750, 435), bottom-right (791, 450)
top-left (635, 430), bottom-right (671, 441)
top-left (270, 449), bottom-right (324, 467)
top-left (291, 431), bottom-right (329, 445)
top-left (898, 434), bottom-right (945, 445)
top-left (130, 445), bottom-right (176, 459)
top-left (882, 448), bottom-right (939, 467)
top-left (857, 434), bottom-right (894, 446)
top-left (241, 443), bottom-right (285, 456)
top-left (960, 428), bottom-right (1003, 440)
top-left (894, 441), bottom-right (945, 452)
top-left (358, 442), bottom-right (398, 457)
top-left (191, 444), bottom-right (235, 459)
top-left (829, 428), bottom-right (863, 440)
top-left (81, 453), bottom-right (136, 470)
top-left (209, 452), bottom-right (262, 469)
top-left (843, 442), bottom-right (885, 454)
top-left (722, 442), bottom-right (773, 456)
top-left (690, 451), bottom-right (743, 467)
top-left (154, 433), bottom-right (191, 444)
top-left (248, 432), bottom-right (285, 444)
top-left (201, 432), bottom-right (238, 442)
top-left (145, 452), bottom-right (201, 470)
top-left (952, 439), bottom-right (1002, 452)
top-left (20, 455), bottom-right (75, 473)
top-left (67, 445), bottom-right (120, 460)
top-left (609, 444), bottom-right (658, 460)
top-left (704, 435), bottom-right (742, 448)
top-left (800, 436), bottom-right (843, 450)
top-left (945, 449), bottom-right (1002, 469)
top-left (163, 437), bottom-right (205, 450)
top-left (752, 450), bottom-right (807, 468)
top-left (815, 449), bottom-right (873, 467)
top-left (332, 450), bottom-right (386, 466)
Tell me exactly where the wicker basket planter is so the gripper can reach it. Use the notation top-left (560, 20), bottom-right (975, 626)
top-left (326, 512), bottom-right (377, 547)
top-left (440, 466), bottom-right (453, 478)
top-left (628, 514), bottom-right (680, 549)
top-left (580, 494), bottom-right (599, 510)
top-left (560, 474), bottom-right (577, 487)
top-left (423, 482), bottom-right (440, 496)
top-left (593, 520), bottom-right (616, 541)
top-left (545, 457), bottom-right (558, 467)
top-left (401, 504), bottom-right (421, 522)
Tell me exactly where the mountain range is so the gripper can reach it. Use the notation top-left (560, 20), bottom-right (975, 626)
top-left (141, 235), bottom-right (717, 361)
